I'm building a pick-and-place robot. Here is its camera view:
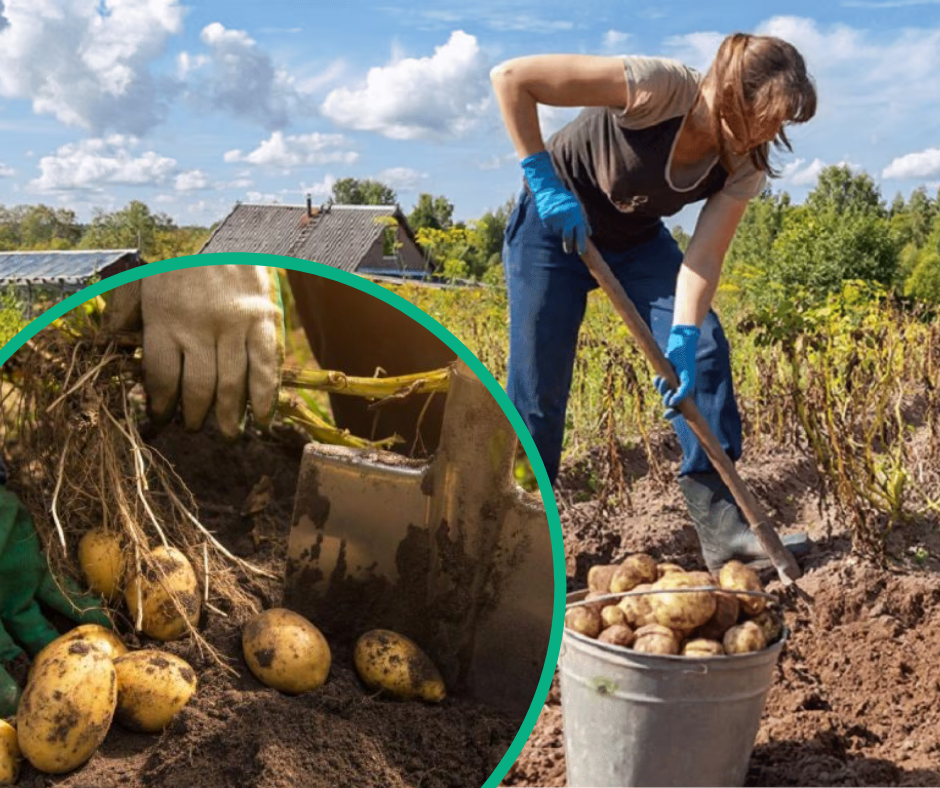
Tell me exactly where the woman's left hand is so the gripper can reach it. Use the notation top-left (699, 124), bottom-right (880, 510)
top-left (653, 324), bottom-right (700, 419)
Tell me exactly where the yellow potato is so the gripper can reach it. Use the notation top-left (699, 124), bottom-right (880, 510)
top-left (632, 624), bottom-right (679, 655)
top-left (723, 621), bottom-right (767, 655)
top-left (17, 641), bottom-right (117, 774)
top-left (718, 560), bottom-right (767, 616)
top-left (78, 528), bottom-right (126, 602)
top-left (125, 546), bottom-right (201, 641)
top-left (682, 638), bottom-right (725, 657)
top-left (649, 572), bottom-right (717, 631)
top-left (695, 591), bottom-right (741, 642)
top-left (243, 608), bottom-right (331, 694)
top-left (0, 719), bottom-right (20, 785)
top-left (565, 606), bottom-right (602, 638)
top-left (29, 624), bottom-right (127, 682)
top-left (656, 562), bottom-right (686, 578)
top-left (353, 629), bottom-right (445, 702)
top-left (611, 554), bottom-right (658, 593)
top-left (587, 564), bottom-right (618, 594)
top-left (600, 605), bottom-right (627, 629)
top-left (113, 650), bottom-right (197, 732)
top-left (617, 584), bottom-right (657, 628)
top-left (750, 608), bottom-right (784, 645)
top-left (598, 624), bottom-right (634, 647)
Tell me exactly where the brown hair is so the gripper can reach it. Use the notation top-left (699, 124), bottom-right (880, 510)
top-left (707, 33), bottom-right (817, 177)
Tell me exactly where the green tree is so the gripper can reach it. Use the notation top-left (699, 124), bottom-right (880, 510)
top-left (80, 201), bottom-right (178, 260)
top-left (331, 178), bottom-right (397, 206)
top-left (0, 204), bottom-right (81, 250)
top-left (805, 165), bottom-right (885, 217)
top-left (671, 225), bottom-right (691, 253)
top-left (407, 193), bottom-right (454, 232)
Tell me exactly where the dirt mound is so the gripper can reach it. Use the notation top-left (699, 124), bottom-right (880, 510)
top-left (504, 438), bottom-right (940, 787)
top-left (16, 424), bottom-right (517, 788)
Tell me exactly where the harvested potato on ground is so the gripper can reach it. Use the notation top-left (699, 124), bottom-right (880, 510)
top-left (632, 624), bottom-right (679, 655)
top-left (598, 624), bottom-right (634, 647)
top-left (354, 630), bottom-right (445, 702)
top-left (78, 528), bottom-right (126, 602)
top-left (695, 591), bottom-right (741, 642)
top-left (17, 641), bottom-right (117, 774)
top-left (723, 621), bottom-right (767, 655)
top-left (601, 605), bottom-right (627, 629)
top-left (611, 554), bottom-right (658, 592)
top-left (649, 572), bottom-right (717, 631)
top-left (243, 608), bottom-right (331, 694)
top-left (682, 639), bottom-right (725, 657)
top-left (656, 563), bottom-right (686, 578)
top-left (588, 564), bottom-right (618, 593)
top-left (30, 624), bottom-right (127, 681)
top-left (565, 606), bottom-right (602, 638)
top-left (125, 545), bottom-right (201, 641)
top-left (750, 608), bottom-right (784, 645)
top-left (113, 650), bottom-right (197, 732)
top-left (719, 560), bottom-right (767, 616)
top-left (0, 719), bottom-right (19, 784)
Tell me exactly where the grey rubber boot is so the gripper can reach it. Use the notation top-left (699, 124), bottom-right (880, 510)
top-left (678, 472), bottom-right (811, 573)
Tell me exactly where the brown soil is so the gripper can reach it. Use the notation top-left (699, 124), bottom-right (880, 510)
top-left (17, 423), bottom-right (517, 788)
top-left (503, 434), bottom-right (940, 788)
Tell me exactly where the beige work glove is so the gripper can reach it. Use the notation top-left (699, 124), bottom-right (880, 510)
top-left (107, 265), bottom-right (284, 438)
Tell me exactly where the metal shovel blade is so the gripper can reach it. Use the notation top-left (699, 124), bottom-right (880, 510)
top-left (283, 360), bottom-right (555, 714)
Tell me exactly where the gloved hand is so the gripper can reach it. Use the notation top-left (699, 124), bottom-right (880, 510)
top-left (653, 324), bottom-right (700, 419)
top-left (521, 150), bottom-right (591, 255)
top-left (108, 265), bottom-right (285, 439)
top-left (0, 485), bottom-right (110, 717)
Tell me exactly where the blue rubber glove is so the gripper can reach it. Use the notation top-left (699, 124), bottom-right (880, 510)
top-left (521, 151), bottom-right (591, 255)
top-left (653, 324), bottom-right (701, 419)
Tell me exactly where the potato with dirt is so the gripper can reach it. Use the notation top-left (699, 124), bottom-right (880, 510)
top-left (695, 591), bottom-right (741, 642)
top-left (600, 604), bottom-right (627, 629)
top-left (718, 560), bottom-right (767, 616)
top-left (750, 607), bottom-right (784, 644)
top-left (656, 562), bottom-right (686, 578)
top-left (587, 564), bottom-right (618, 593)
top-left (125, 545), bottom-right (201, 641)
top-left (242, 608), bottom-right (331, 694)
top-left (617, 584), bottom-right (657, 628)
top-left (723, 621), bottom-right (767, 654)
top-left (649, 571), bottom-right (717, 631)
top-left (598, 624), bottom-right (634, 646)
top-left (29, 624), bottom-right (127, 681)
top-left (565, 605), bottom-right (602, 638)
top-left (682, 638), bottom-right (724, 657)
top-left (17, 641), bottom-right (117, 774)
top-left (610, 553), bottom-right (658, 593)
top-left (632, 624), bottom-right (680, 655)
top-left (0, 718), bottom-right (19, 784)
top-left (354, 629), bottom-right (446, 702)
top-left (113, 650), bottom-right (198, 732)
top-left (78, 528), bottom-right (126, 602)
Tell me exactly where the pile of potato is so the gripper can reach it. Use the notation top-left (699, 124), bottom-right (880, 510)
top-left (565, 556), bottom-right (784, 657)
top-left (242, 609), bottom-right (447, 704)
top-left (5, 625), bottom-right (196, 778)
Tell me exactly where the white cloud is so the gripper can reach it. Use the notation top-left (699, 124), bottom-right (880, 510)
top-left (883, 148), bottom-right (940, 180)
top-left (0, 162), bottom-right (13, 177)
top-left (478, 152), bottom-right (517, 171)
top-left (246, 191), bottom-right (283, 204)
top-left (29, 136), bottom-right (177, 192)
top-left (300, 175), bottom-right (337, 200)
top-left (0, 0), bottom-right (183, 134)
top-left (175, 169), bottom-right (210, 191)
top-left (603, 30), bottom-right (632, 53)
top-left (662, 31), bottom-right (724, 72)
top-left (538, 105), bottom-right (580, 138)
top-left (181, 23), bottom-right (310, 129)
top-left (321, 30), bottom-right (491, 140)
top-left (484, 15), bottom-right (573, 33)
top-left (378, 167), bottom-right (428, 191)
top-left (223, 131), bottom-right (358, 168)
top-left (788, 157), bottom-right (827, 186)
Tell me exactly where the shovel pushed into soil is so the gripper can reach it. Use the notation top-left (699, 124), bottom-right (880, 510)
top-left (283, 360), bottom-right (554, 714)
top-left (580, 239), bottom-right (802, 584)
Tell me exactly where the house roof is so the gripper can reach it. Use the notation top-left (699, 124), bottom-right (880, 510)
top-left (199, 203), bottom-right (420, 272)
top-left (0, 249), bottom-right (140, 285)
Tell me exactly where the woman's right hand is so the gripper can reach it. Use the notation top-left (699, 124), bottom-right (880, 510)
top-left (521, 151), bottom-right (591, 255)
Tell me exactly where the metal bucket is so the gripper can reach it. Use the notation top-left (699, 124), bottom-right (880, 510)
top-left (560, 590), bottom-right (785, 787)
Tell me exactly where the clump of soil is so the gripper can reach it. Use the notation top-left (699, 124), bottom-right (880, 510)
top-left (503, 437), bottom-right (940, 788)
top-left (16, 424), bottom-right (517, 788)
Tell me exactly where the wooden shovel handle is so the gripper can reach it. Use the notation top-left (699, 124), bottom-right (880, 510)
top-left (580, 239), bottom-right (801, 584)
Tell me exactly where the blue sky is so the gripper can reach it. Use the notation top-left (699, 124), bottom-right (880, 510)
top-left (0, 0), bottom-right (938, 232)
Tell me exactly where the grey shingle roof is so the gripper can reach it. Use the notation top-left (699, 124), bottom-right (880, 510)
top-left (0, 250), bottom-right (140, 285)
top-left (199, 203), bottom-right (413, 272)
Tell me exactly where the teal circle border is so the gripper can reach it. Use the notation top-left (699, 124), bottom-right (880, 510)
top-left (0, 252), bottom-right (565, 788)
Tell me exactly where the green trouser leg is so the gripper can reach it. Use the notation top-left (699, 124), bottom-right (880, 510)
top-left (0, 619), bottom-right (23, 718)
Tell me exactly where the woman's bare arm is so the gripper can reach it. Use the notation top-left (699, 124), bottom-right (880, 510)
top-left (490, 55), bottom-right (627, 159)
